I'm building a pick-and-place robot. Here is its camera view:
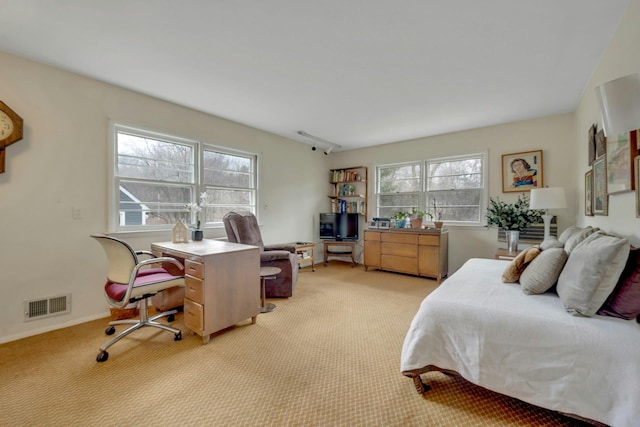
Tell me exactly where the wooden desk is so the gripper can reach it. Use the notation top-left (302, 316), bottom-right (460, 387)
top-left (151, 240), bottom-right (260, 344)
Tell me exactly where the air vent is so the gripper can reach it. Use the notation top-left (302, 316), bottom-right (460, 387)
top-left (24, 294), bottom-right (71, 321)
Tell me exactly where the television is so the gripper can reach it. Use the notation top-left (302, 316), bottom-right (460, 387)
top-left (319, 213), bottom-right (359, 241)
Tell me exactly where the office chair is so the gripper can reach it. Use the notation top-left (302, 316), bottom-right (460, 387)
top-left (91, 234), bottom-right (186, 362)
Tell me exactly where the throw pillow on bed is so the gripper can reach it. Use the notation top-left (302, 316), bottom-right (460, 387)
top-left (539, 236), bottom-right (565, 250)
top-left (559, 226), bottom-right (598, 254)
top-left (556, 231), bottom-right (630, 317)
top-left (598, 248), bottom-right (640, 320)
top-left (519, 247), bottom-right (568, 294)
top-left (501, 246), bottom-right (541, 283)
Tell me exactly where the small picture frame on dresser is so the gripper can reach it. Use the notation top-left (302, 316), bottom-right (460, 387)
top-left (368, 220), bottom-right (378, 229)
top-left (379, 220), bottom-right (390, 229)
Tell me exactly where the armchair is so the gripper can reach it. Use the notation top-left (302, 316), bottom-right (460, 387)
top-left (91, 234), bottom-right (186, 362)
top-left (223, 211), bottom-right (298, 297)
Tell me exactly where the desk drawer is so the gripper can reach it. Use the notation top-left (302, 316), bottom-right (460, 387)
top-left (184, 299), bottom-right (204, 332)
top-left (184, 275), bottom-right (204, 304)
top-left (184, 259), bottom-right (204, 279)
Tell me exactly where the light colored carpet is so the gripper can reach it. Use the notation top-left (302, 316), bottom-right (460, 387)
top-left (0, 263), bottom-right (589, 426)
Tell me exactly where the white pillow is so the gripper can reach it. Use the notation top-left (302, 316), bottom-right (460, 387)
top-left (519, 248), bottom-right (568, 294)
top-left (556, 231), bottom-right (630, 316)
top-left (539, 237), bottom-right (564, 251)
top-left (560, 226), bottom-right (599, 253)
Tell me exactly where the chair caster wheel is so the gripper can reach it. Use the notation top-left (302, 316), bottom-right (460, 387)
top-left (167, 314), bottom-right (175, 322)
top-left (174, 332), bottom-right (182, 341)
top-left (105, 326), bottom-right (116, 335)
top-left (96, 350), bottom-right (109, 362)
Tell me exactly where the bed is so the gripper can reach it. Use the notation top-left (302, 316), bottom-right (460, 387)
top-left (401, 257), bottom-right (640, 427)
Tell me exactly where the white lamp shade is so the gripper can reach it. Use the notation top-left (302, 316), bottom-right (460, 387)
top-left (529, 187), bottom-right (567, 210)
top-left (595, 73), bottom-right (640, 136)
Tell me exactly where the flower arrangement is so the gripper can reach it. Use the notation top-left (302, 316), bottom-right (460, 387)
top-left (185, 192), bottom-right (208, 230)
top-left (486, 193), bottom-right (542, 232)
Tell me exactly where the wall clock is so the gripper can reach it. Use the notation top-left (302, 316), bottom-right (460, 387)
top-left (0, 100), bottom-right (24, 173)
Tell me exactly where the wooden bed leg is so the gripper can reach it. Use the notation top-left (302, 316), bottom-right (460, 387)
top-left (412, 375), bottom-right (430, 394)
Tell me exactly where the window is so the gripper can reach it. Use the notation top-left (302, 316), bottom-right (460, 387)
top-left (110, 124), bottom-right (256, 232)
top-left (426, 153), bottom-right (486, 225)
top-left (376, 152), bottom-right (487, 226)
top-left (376, 162), bottom-right (421, 218)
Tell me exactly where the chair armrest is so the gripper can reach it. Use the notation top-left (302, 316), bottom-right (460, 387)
top-left (264, 244), bottom-right (296, 253)
top-left (261, 250), bottom-right (294, 262)
top-left (135, 250), bottom-right (155, 258)
top-left (135, 257), bottom-right (185, 272)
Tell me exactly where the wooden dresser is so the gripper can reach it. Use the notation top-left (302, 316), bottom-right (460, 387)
top-left (364, 228), bottom-right (448, 282)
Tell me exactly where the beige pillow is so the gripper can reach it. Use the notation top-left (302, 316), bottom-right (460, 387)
top-left (519, 248), bottom-right (568, 294)
top-left (501, 246), bottom-right (541, 283)
top-left (540, 237), bottom-right (564, 251)
top-left (558, 226), bottom-right (599, 253)
top-left (557, 231), bottom-right (630, 316)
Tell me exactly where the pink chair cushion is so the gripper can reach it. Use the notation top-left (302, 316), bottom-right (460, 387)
top-left (105, 268), bottom-right (180, 302)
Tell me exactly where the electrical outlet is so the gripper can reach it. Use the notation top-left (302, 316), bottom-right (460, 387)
top-left (72, 206), bottom-right (83, 219)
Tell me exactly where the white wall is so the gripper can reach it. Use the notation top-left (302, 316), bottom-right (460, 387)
top-left (574, 0), bottom-right (640, 248)
top-left (332, 113), bottom-right (576, 273)
top-left (0, 51), bottom-right (328, 343)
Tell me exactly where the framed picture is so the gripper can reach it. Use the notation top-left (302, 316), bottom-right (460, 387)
top-left (636, 156), bottom-right (640, 218)
top-left (593, 157), bottom-right (608, 216)
top-left (585, 170), bottom-right (593, 216)
top-left (501, 150), bottom-right (543, 193)
top-left (606, 131), bottom-right (636, 194)
top-left (588, 124), bottom-right (596, 166)
top-left (595, 129), bottom-right (606, 158)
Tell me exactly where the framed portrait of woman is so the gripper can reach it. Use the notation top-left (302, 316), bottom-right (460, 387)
top-left (501, 150), bottom-right (543, 193)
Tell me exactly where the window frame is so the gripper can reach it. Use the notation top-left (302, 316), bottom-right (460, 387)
top-left (108, 123), bottom-right (258, 233)
top-left (375, 152), bottom-right (488, 227)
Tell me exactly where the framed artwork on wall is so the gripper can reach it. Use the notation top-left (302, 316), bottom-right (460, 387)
top-left (585, 170), bottom-right (593, 216)
top-left (606, 131), bottom-right (636, 194)
top-left (588, 124), bottom-right (596, 166)
top-left (501, 150), bottom-right (543, 193)
top-left (595, 129), bottom-right (606, 158)
top-left (592, 157), bottom-right (608, 216)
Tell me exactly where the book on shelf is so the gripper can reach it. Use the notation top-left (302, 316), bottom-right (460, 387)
top-left (331, 169), bottom-right (361, 183)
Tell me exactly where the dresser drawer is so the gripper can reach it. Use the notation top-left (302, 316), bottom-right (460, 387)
top-left (184, 299), bottom-right (204, 332)
top-left (184, 259), bottom-right (204, 279)
top-left (381, 232), bottom-right (418, 244)
top-left (418, 235), bottom-right (440, 246)
top-left (381, 242), bottom-right (417, 258)
top-left (381, 254), bottom-right (418, 274)
top-left (184, 275), bottom-right (204, 304)
top-left (364, 230), bottom-right (381, 241)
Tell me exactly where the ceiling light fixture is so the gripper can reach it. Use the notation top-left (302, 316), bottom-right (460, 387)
top-left (297, 130), bottom-right (341, 153)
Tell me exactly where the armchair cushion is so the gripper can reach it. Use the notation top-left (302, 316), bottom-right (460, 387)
top-left (261, 250), bottom-right (295, 262)
top-left (264, 243), bottom-right (296, 253)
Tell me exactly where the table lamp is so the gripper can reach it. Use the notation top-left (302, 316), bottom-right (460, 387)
top-left (529, 187), bottom-right (567, 241)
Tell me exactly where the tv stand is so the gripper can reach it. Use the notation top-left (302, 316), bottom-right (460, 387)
top-left (323, 240), bottom-right (357, 267)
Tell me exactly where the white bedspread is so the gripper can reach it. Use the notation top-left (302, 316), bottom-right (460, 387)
top-left (401, 258), bottom-right (640, 427)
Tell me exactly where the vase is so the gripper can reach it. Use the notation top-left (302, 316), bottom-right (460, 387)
top-left (410, 218), bottom-right (423, 229)
top-left (434, 221), bottom-right (444, 229)
top-left (505, 230), bottom-right (520, 255)
top-left (192, 229), bottom-right (204, 241)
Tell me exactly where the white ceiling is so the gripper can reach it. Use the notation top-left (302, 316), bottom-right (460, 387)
top-left (0, 1), bottom-right (629, 151)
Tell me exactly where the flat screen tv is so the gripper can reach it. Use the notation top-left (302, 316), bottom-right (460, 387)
top-left (319, 213), bottom-right (359, 241)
